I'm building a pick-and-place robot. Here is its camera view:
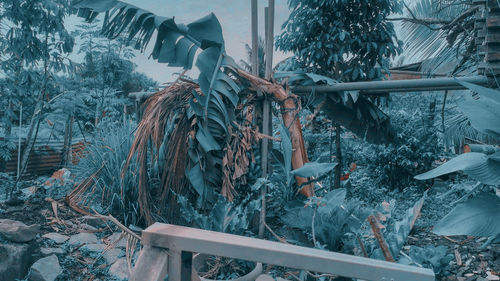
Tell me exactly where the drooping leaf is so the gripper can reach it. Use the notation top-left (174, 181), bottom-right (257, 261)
top-left (433, 192), bottom-right (500, 237)
top-left (186, 13), bottom-right (225, 47)
top-left (290, 162), bottom-right (337, 178)
top-left (196, 126), bottom-right (221, 152)
top-left (73, 0), bottom-right (225, 70)
top-left (186, 163), bottom-right (214, 202)
top-left (415, 152), bottom-right (500, 186)
top-left (456, 81), bottom-right (500, 138)
top-left (399, 245), bottom-right (452, 274)
top-left (322, 96), bottom-right (394, 143)
top-left (322, 188), bottom-right (346, 207)
top-left (279, 124), bottom-right (293, 184)
top-left (274, 71), bottom-right (337, 86)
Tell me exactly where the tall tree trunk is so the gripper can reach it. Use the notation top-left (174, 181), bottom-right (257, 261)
top-left (12, 97), bottom-right (42, 195)
top-left (13, 33), bottom-right (49, 193)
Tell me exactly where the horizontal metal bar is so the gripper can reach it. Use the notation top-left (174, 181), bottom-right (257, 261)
top-left (293, 75), bottom-right (490, 94)
top-left (382, 69), bottom-right (448, 77)
top-left (141, 223), bottom-right (434, 281)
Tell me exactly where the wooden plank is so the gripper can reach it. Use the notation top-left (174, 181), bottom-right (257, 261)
top-left (182, 251), bottom-right (193, 281)
top-left (130, 246), bottom-right (169, 281)
top-left (487, 16), bottom-right (500, 28)
top-left (142, 223), bottom-right (435, 281)
top-left (485, 33), bottom-right (500, 43)
top-left (487, 52), bottom-right (500, 61)
top-left (168, 249), bottom-right (182, 281)
top-left (167, 249), bottom-right (192, 281)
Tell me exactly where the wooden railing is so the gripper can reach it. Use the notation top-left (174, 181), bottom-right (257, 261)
top-left (130, 223), bottom-right (434, 281)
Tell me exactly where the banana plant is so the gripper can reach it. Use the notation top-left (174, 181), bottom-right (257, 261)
top-left (415, 81), bottom-right (500, 241)
top-left (73, 0), bottom-right (312, 216)
top-left (74, 0), bottom-right (243, 204)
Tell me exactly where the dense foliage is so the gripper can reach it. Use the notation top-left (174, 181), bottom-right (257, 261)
top-left (276, 0), bottom-right (402, 81)
top-left (0, 0), bottom-right (499, 279)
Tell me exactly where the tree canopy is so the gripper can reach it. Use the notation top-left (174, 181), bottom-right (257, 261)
top-left (276, 0), bottom-right (403, 81)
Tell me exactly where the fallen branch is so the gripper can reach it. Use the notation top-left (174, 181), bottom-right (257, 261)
top-left (237, 68), bottom-right (314, 196)
top-left (368, 215), bottom-right (395, 262)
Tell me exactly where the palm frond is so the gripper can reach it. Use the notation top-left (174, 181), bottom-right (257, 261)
top-left (399, 0), bottom-right (473, 74)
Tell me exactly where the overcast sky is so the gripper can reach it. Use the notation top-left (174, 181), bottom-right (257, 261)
top-left (66, 0), bottom-right (291, 85)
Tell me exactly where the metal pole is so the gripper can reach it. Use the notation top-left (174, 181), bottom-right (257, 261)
top-left (251, 0), bottom-right (259, 77)
top-left (292, 75), bottom-right (490, 94)
top-left (17, 104), bottom-right (22, 179)
top-left (259, 0), bottom-right (275, 239)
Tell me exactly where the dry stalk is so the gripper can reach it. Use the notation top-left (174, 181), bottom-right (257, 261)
top-left (368, 215), bottom-right (395, 262)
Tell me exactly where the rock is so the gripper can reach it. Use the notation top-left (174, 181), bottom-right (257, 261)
top-left (256, 274), bottom-right (275, 281)
top-left (109, 258), bottom-right (130, 280)
top-left (42, 232), bottom-right (69, 244)
top-left (103, 248), bottom-right (123, 264)
top-left (487, 272), bottom-right (500, 280)
top-left (106, 232), bottom-right (127, 248)
top-left (80, 223), bottom-right (98, 232)
top-left (44, 168), bottom-right (71, 188)
top-left (0, 219), bottom-right (39, 242)
top-left (81, 243), bottom-right (106, 253)
top-left (29, 255), bottom-right (62, 281)
top-left (21, 186), bottom-right (39, 198)
top-left (82, 215), bottom-right (106, 228)
top-left (40, 247), bottom-right (65, 256)
top-left (0, 243), bottom-right (33, 280)
top-left (68, 232), bottom-right (98, 247)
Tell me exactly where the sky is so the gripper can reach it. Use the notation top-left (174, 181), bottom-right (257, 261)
top-left (65, 0), bottom-right (292, 85)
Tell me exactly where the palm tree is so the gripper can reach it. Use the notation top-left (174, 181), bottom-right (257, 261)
top-left (393, 0), bottom-right (478, 75)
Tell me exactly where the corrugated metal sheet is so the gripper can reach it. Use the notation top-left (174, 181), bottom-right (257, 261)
top-left (1, 138), bottom-right (87, 176)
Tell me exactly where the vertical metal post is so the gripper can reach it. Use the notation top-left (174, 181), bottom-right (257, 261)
top-left (251, 0), bottom-right (259, 77)
top-left (17, 104), bottom-right (22, 179)
top-left (259, 0), bottom-right (275, 238)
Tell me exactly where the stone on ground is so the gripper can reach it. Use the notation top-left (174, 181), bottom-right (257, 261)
top-left (40, 247), bottom-right (65, 256)
top-left (103, 248), bottom-right (123, 264)
top-left (109, 257), bottom-right (129, 280)
top-left (29, 255), bottom-right (62, 281)
top-left (106, 232), bottom-right (127, 248)
top-left (42, 232), bottom-right (69, 244)
top-left (256, 274), bottom-right (275, 281)
top-left (0, 219), bottom-right (39, 242)
top-left (68, 232), bottom-right (98, 247)
top-left (0, 243), bottom-right (33, 280)
top-left (80, 243), bottom-right (106, 253)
